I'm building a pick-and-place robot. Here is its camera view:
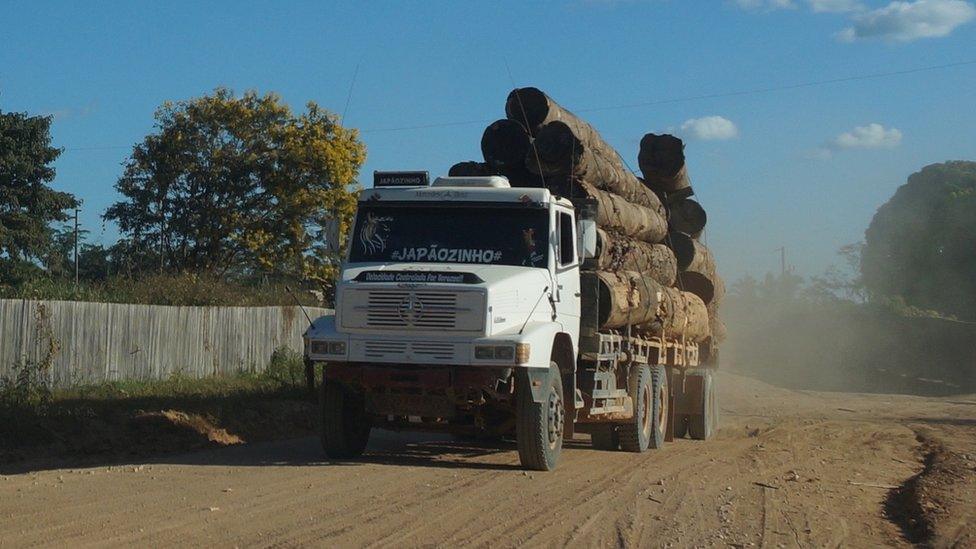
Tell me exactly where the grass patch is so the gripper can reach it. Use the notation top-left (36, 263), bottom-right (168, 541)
top-left (0, 352), bottom-right (318, 466)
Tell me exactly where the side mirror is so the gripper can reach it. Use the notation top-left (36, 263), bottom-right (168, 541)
top-left (577, 219), bottom-right (597, 260)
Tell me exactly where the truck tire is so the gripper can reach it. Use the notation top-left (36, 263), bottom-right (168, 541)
top-left (619, 364), bottom-right (667, 452)
top-left (320, 380), bottom-right (371, 459)
top-left (688, 370), bottom-right (716, 441)
top-left (516, 363), bottom-right (564, 471)
top-left (590, 425), bottom-right (618, 451)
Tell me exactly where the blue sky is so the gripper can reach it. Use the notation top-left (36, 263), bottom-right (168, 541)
top-left (2, 0), bottom-right (974, 282)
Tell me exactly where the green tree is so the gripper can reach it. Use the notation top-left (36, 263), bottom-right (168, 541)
top-left (861, 161), bottom-right (976, 319)
top-left (0, 109), bottom-right (79, 283)
top-left (104, 88), bottom-right (366, 286)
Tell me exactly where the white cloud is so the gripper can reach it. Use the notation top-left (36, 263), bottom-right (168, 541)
top-left (837, 0), bottom-right (976, 41)
top-left (832, 123), bottom-right (903, 148)
top-left (734, 0), bottom-right (797, 9)
top-left (679, 116), bottom-right (740, 141)
top-left (808, 0), bottom-right (864, 13)
top-left (812, 123), bottom-right (903, 158)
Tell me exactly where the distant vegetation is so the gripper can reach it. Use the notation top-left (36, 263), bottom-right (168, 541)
top-left (1, 88), bottom-right (365, 306)
top-left (726, 161), bottom-right (976, 395)
top-left (862, 161), bottom-right (976, 321)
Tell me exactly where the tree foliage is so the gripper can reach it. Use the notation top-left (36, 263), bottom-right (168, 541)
top-left (0, 109), bottom-right (79, 282)
top-left (861, 161), bottom-right (976, 320)
top-left (104, 88), bottom-right (366, 286)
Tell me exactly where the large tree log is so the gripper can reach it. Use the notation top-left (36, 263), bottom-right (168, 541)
top-left (593, 229), bottom-right (677, 286)
top-left (551, 177), bottom-right (668, 243)
top-left (639, 133), bottom-right (691, 194)
top-left (481, 119), bottom-right (532, 173)
top-left (668, 232), bottom-right (722, 305)
top-left (642, 287), bottom-right (711, 342)
top-left (505, 86), bottom-right (592, 137)
top-left (527, 121), bottom-right (664, 211)
top-left (448, 161), bottom-right (490, 177)
top-left (594, 270), bottom-right (663, 329)
top-left (669, 198), bottom-right (707, 238)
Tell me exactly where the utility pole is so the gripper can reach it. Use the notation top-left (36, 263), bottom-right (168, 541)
top-left (74, 208), bottom-right (80, 289)
top-left (775, 246), bottom-right (786, 277)
top-left (158, 198), bottom-right (164, 275)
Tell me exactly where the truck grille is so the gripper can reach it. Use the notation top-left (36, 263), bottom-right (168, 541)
top-left (365, 290), bottom-right (459, 329)
top-left (363, 341), bottom-right (456, 362)
top-left (342, 287), bottom-right (485, 333)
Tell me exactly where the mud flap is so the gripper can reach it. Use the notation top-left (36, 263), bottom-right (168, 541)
top-left (523, 367), bottom-right (552, 403)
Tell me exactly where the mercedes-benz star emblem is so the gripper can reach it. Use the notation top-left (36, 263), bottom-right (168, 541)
top-left (397, 295), bottom-right (424, 324)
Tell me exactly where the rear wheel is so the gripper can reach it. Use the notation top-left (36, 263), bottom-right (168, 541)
top-left (516, 363), bottom-right (564, 471)
top-left (320, 380), bottom-right (372, 458)
top-left (619, 365), bottom-right (667, 452)
top-left (590, 424), bottom-right (619, 451)
top-left (688, 370), bottom-right (717, 440)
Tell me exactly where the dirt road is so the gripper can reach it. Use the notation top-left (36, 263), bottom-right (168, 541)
top-left (2, 373), bottom-right (974, 547)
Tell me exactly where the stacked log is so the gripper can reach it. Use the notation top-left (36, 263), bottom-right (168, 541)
top-left (448, 161), bottom-right (490, 177)
top-left (668, 198), bottom-right (707, 238)
top-left (639, 132), bottom-right (725, 355)
top-left (594, 270), bottom-right (665, 329)
top-left (448, 87), bottom-right (722, 345)
top-left (638, 133), bottom-right (690, 194)
top-left (480, 120), bottom-right (544, 187)
top-left (593, 229), bottom-right (676, 287)
top-left (641, 287), bottom-right (711, 341)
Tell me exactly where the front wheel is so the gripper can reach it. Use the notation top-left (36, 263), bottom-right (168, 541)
top-left (320, 380), bottom-right (371, 459)
top-left (516, 363), bottom-right (564, 471)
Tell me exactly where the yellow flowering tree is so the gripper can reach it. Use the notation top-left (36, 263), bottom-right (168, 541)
top-left (105, 88), bottom-right (366, 290)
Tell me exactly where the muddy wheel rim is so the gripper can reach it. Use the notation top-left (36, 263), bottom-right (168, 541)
top-left (641, 383), bottom-right (652, 440)
top-left (657, 380), bottom-right (668, 436)
top-left (547, 387), bottom-right (564, 449)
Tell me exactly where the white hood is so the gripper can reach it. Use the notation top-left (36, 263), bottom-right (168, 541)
top-left (339, 262), bottom-right (552, 336)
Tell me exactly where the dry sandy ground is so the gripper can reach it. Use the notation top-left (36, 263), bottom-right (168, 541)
top-left (1, 372), bottom-right (974, 548)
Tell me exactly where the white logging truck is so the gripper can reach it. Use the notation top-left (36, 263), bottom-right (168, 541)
top-left (304, 170), bottom-right (719, 471)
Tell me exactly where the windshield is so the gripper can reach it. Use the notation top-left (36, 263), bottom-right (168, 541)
top-left (349, 204), bottom-right (550, 267)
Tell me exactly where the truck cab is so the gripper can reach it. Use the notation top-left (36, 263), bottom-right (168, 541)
top-left (306, 172), bottom-right (594, 470)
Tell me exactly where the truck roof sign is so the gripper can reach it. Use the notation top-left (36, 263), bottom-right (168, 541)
top-left (374, 171), bottom-right (429, 188)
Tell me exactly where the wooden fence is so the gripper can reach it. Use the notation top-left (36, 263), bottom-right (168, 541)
top-left (0, 299), bottom-right (331, 388)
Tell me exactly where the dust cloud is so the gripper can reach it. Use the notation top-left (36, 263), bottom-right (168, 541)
top-left (718, 275), bottom-right (976, 397)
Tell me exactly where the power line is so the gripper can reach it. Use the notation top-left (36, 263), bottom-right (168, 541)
top-left (60, 58), bottom-right (976, 148)
top-left (358, 58), bottom-right (976, 133)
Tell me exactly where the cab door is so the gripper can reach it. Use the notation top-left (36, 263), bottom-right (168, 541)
top-left (553, 207), bottom-right (581, 342)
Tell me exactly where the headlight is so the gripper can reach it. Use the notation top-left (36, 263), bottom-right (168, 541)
top-left (310, 340), bottom-right (346, 356)
top-left (310, 341), bottom-right (330, 355)
top-left (475, 345), bottom-right (495, 360)
top-left (494, 346), bottom-right (514, 361)
top-left (474, 345), bottom-right (517, 362)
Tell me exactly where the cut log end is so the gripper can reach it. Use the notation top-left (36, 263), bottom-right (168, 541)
top-left (505, 87), bottom-right (550, 134)
top-left (530, 120), bottom-right (584, 175)
top-left (448, 161), bottom-right (491, 177)
top-left (666, 231), bottom-right (697, 271)
top-left (481, 119), bottom-right (532, 172)
top-left (676, 271), bottom-right (716, 306)
top-left (638, 133), bottom-right (686, 177)
top-left (669, 198), bottom-right (707, 237)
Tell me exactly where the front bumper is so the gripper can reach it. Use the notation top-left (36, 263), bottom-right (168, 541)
top-left (326, 363), bottom-right (513, 418)
top-left (306, 316), bottom-right (530, 367)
